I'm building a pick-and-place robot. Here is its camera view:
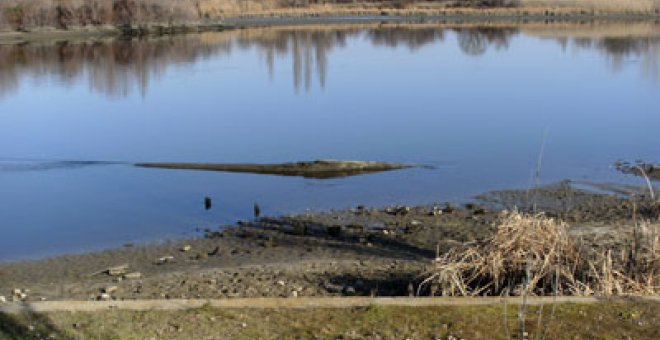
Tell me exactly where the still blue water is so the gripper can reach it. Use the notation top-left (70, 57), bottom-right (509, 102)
top-left (1, 24), bottom-right (658, 260)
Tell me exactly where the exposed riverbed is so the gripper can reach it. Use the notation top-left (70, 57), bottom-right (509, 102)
top-left (0, 184), bottom-right (656, 302)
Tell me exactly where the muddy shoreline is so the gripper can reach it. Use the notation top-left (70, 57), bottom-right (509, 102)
top-left (0, 182), bottom-right (657, 303)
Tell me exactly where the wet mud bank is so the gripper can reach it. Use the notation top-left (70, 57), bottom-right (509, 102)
top-left (0, 182), bottom-right (656, 303)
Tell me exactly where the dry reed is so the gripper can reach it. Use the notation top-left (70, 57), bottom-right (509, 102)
top-left (419, 211), bottom-right (659, 297)
top-left (2, 0), bottom-right (659, 31)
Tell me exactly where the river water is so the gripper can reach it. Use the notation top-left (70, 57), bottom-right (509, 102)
top-left (1, 22), bottom-right (658, 260)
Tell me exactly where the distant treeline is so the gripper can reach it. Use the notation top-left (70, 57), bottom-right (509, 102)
top-left (0, 1), bottom-right (522, 31)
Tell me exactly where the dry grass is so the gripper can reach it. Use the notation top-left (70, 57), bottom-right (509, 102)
top-left (420, 210), bottom-right (659, 297)
top-left (1, 0), bottom-right (659, 31)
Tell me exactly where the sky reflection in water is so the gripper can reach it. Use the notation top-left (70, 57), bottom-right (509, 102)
top-left (0, 23), bottom-right (658, 260)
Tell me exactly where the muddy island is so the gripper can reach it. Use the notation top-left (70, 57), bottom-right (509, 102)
top-left (135, 159), bottom-right (413, 178)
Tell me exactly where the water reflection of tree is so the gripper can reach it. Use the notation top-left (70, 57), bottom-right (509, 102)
top-left (1, 26), bottom-right (659, 99)
top-left (0, 35), bottom-right (232, 99)
top-left (570, 36), bottom-right (660, 82)
top-left (455, 28), bottom-right (517, 56)
top-left (237, 30), bottom-right (351, 92)
top-left (367, 28), bottom-right (445, 50)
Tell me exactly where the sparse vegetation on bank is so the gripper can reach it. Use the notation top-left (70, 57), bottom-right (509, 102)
top-left (1, 301), bottom-right (659, 339)
top-left (0, 184), bottom-right (657, 338)
top-left (1, 0), bottom-right (659, 32)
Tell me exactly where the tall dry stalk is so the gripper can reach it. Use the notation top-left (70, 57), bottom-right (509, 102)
top-left (633, 164), bottom-right (656, 201)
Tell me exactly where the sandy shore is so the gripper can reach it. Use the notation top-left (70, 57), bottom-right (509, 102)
top-left (0, 182), bottom-right (656, 303)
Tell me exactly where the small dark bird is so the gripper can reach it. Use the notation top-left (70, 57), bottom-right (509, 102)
top-left (204, 196), bottom-right (212, 210)
top-left (253, 203), bottom-right (261, 218)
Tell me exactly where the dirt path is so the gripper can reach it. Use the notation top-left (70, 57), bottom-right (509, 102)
top-left (2, 296), bottom-right (658, 314)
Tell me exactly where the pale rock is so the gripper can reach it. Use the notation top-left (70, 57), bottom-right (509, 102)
top-left (155, 256), bottom-right (175, 265)
top-left (103, 286), bottom-right (118, 294)
top-left (123, 272), bottom-right (142, 280)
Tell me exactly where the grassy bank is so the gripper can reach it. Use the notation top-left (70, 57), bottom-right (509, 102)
top-left (1, 0), bottom-right (659, 33)
top-left (1, 301), bottom-right (658, 339)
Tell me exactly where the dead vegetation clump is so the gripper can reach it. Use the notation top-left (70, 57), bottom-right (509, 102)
top-left (420, 210), bottom-right (659, 297)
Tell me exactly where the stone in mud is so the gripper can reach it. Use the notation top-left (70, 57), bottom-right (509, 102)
top-left (180, 245), bottom-right (192, 252)
top-left (343, 285), bottom-right (356, 295)
top-left (123, 272), bottom-right (142, 280)
top-left (0, 296), bottom-right (5, 303)
top-left (97, 293), bottom-right (111, 301)
top-left (12, 288), bottom-right (27, 300)
top-left (327, 225), bottom-right (342, 237)
top-left (385, 206), bottom-right (411, 216)
top-left (107, 264), bottom-right (129, 276)
top-left (430, 206), bottom-right (443, 216)
top-left (155, 256), bottom-right (175, 265)
top-left (102, 286), bottom-right (118, 294)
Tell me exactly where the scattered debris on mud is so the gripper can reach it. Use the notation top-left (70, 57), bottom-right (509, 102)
top-left (0, 183), bottom-right (657, 302)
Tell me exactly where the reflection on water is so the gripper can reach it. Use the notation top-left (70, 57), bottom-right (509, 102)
top-left (572, 36), bottom-right (660, 81)
top-left (0, 160), bottom-right (120, 172)
top-left (1, 22), bottom-right (659, 260)
top-left (1, 23), bottom-right (659, 99)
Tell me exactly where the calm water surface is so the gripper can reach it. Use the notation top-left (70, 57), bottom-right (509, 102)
top-left (1, 23), bottom-right (659, 260)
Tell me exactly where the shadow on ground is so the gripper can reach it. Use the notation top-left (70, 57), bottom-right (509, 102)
top-left (0, 310), bottom-right (71, 340)
top-left (239, 216), bottom-right (437, 260)
top-left (327, 272), bottom-right (420, 296)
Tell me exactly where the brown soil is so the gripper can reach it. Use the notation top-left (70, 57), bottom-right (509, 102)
top-left (1, 301), bottom-right (658, 339)
top-left (0, 183), bottom-right (657, 303)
